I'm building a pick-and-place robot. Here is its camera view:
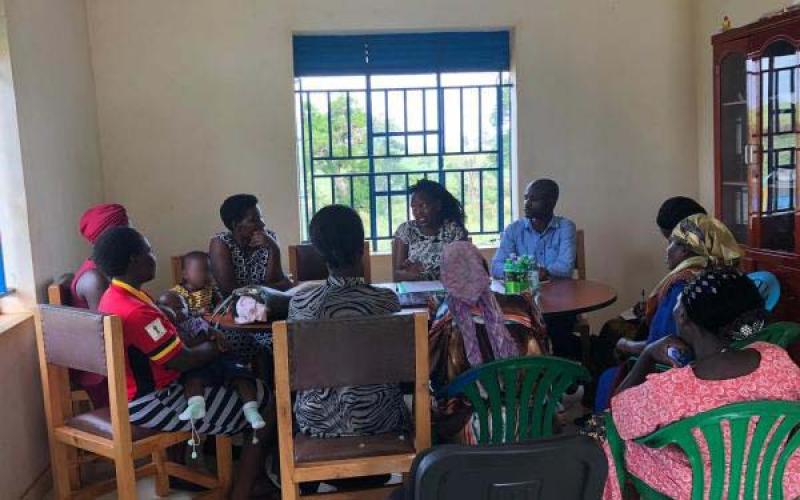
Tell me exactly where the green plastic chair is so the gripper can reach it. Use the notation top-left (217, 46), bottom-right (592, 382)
top-left (606, 401), bottom-right (800, 499)
top-left (442, 356), bottom-right (590, 444)
top-left (731, 321), bottom-right (800, 350)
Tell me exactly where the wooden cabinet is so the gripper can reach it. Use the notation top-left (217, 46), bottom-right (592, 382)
top-left (713, 9), bottom-right (800, 321)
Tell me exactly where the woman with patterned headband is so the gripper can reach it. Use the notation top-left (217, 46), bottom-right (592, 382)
top-left (602, 268), bottom-right (800, 499)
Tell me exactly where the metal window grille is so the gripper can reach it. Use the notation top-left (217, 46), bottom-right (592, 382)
top-left (295, 71), bottom-right (513, 251)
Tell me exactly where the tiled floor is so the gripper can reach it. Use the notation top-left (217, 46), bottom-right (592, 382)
top-left (43, 451), bottom-right (228, 500)
top-left (44, 478), bottom-right (213, 499)
top-left (44, 475), bottom-right (192, 499)
top-left (44, 387), bottom-right (588, 499)
top-left (100, 477), bottom-right (195, 500)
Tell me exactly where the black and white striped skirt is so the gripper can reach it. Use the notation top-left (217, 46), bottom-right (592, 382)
top-left (128, 380), bottom-right (269, 435)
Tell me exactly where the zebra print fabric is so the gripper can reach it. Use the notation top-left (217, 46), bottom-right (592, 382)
top-left (128, 379), bottom-right (268, 435)
top-left (289, 276), bottom-right (410, 438)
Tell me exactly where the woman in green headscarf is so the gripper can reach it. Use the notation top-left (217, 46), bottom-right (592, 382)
top-left (630, 213), bottom-right (742, 348)
top-left (592, 214), bottom-right (742, 411)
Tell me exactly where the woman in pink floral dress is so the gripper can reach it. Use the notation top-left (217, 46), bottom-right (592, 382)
top-left (603, 268), bottom-right (800, 499)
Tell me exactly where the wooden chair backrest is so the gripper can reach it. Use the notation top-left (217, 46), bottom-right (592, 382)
top-left (48, 273), bottom-right (75, 306)
top-left (272, 311), bottom-right (430, 464)
top-left (284, 313), bottom-right (420, 390)
top-left (288, 242), bottom-right (372, 283)
top-left (575, 229), bottom-right (586, 280)
top-left (170, 256), bottom-right (183, 287)
top-left (35, 305), bottom-right (132, 447)
top-left (38, 305), bottom-right (109, 375)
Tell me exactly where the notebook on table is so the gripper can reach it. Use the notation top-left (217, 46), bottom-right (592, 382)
top-left (378, 281), bottom-right (445, 308)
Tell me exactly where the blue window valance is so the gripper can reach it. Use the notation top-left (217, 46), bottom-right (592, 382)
top-left (293, 30), bottom-right (510, 76)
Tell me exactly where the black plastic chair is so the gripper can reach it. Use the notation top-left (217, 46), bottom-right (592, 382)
top-left (403, 435), bottom-right (607, 500)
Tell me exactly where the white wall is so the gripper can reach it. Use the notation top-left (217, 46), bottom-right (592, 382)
top-left (3, 0), bottom-right (104, 306)
top-left (694, 0), bottom-right (791, 211)
top-left (0, 0), bottom-right (103, 495)
top-left (0, 1), bottom-right (35, 312)
top-left (86, 0), bottom-right (699, 317)
top-left (86, 0), bottom-right (297, 294)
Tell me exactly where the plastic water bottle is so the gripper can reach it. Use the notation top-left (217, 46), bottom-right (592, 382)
top-left (518, 255), bottom-right (530, 292)
top-left (504, 256), bottom-right (517, 294)
top-left (527, 256), bottom-right (540, 294)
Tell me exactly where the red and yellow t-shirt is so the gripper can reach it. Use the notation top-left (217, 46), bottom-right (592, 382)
top-left (98, 280), bottom-right (183, 401)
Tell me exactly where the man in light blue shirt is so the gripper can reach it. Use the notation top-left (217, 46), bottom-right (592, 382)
top-left (491, 178), bottom-right (579, 359)
top-left (491, 179), bottom-right (576, 280)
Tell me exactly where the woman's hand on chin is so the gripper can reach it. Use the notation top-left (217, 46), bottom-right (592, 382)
top-left (248, 230), bottom-right (278, 249)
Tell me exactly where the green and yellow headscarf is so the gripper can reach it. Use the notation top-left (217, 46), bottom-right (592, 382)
top-left (670, 213), bottom-right (743, 267)
top-left (646, 214), bottom-right (743, 322)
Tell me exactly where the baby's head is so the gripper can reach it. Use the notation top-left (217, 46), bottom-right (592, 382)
top-left (157, 290), bottom-right (190, 324)
top-left (182, 251), bottom-right (211, 291)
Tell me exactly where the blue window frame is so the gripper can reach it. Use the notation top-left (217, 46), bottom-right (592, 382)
top-left (293, 32), bottom-right (513, 251)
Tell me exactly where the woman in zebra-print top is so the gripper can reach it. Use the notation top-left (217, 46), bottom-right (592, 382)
top-left (290, 205), bottom-right (409, 438)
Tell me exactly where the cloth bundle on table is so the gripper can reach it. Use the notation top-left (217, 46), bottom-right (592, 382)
top-left (235, 295), bottom-right (267, 324)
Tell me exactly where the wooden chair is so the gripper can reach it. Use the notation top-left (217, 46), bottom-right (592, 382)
top-left (573, 230), bottom-right (592, 365)
top-left (171, 255), bottom-right (184, 286)
top-left (574, 229), bottom-right (586, 281)
top-left (47, 274), bottom-right (95, 484)
top-left (273, 311), bottom-right (431, 500)
top-left (288, 241), bottom-right (372, 283)
top-left (47, 274), bottom-right (94, 409)
top-left (35, 304), bottom-right (232, 499)
top-left (47, 273), bottom-right (75, 307)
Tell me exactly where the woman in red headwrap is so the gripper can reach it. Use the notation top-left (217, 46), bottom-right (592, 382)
top-left (68, 203), bottom-right (129, 409)
top-left (71, 203), bottom-right (129, 309)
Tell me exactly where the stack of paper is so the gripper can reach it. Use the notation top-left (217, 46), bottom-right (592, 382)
top-left (397, 281), bottom-right (444, 294)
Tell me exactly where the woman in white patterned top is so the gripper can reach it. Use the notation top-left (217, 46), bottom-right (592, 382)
top-left (290, 205), bottom-right (408, 440)
top-left (209, 194), bottom-right (293, 360)
top-left (209, 194), bottom-right (292, 295)
top-left (393, 179), bottom-right (469, 281)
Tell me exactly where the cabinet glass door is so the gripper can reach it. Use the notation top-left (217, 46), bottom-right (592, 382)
top-left (719, 52), bottom-right (749, 243)
top-left (757, 40), bottom-right (798, 252)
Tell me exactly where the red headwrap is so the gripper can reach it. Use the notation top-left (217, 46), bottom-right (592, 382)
top-left (79, 204), bottom-right (129, 244)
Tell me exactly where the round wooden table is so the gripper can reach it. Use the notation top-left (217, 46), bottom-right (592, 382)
top-left (536, 279), bottom-right (617, 316)
top-left (491, 279), bottom-right (617, 317)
